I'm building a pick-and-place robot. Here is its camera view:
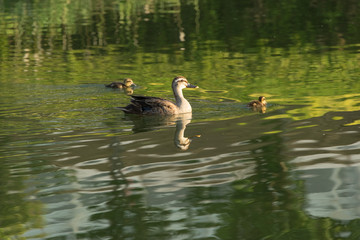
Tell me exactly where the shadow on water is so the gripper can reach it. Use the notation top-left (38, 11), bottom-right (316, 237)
top-left (121, 112), bottom-right (201, 150)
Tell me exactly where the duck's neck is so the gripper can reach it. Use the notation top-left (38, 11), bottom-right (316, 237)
top-left (173, 86), bottom-right (192, 113)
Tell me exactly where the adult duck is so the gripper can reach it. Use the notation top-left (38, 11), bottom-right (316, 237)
top-left (105, 78), bottom-right (136, 89)
top-left (119, 76), bottom-right (198, 115)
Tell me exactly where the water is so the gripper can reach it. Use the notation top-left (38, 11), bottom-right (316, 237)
top-left (1, 0), bottom-right (360, 239)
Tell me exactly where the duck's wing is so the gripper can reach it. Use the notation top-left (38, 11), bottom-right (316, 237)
top-left (247, 100), bottom-right (259, 107)
top-left (120, 96), bottom-right (178, 115)
top-left (248, 100), bottom-right (266, 108)
top-left (132, 96), bottom-right (178, 115)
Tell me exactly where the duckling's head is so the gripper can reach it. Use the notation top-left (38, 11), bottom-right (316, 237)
top-left (259, 96), bottom-right (267, 105)
top-left (123, 78), bottom-right (136, 87)
top-left (124, 87), bottom-right (134, 95)
top-left (172, 76), bottom-right (198, 89)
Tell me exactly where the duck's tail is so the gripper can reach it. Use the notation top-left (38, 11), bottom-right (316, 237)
top-left (117, 103), bottom-right (142, 114)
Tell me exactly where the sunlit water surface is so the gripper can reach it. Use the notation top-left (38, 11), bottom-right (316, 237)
top-left (1, 1), bottom-right (360, 239)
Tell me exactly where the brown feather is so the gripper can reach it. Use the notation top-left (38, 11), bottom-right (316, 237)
top-left (105, 78), bottom-right (135, 89)
top-left (120, 96), bottom-right (179, 115)
top-left (247, 96), bottom-right (267, 107)
top-left (105, 82), bottom-right (126, 88)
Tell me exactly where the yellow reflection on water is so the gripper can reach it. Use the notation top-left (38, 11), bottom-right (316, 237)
top-left (265, 94), bottom-right (360, 121)
top-left (344, 119), bottom-right (360, 126)
top-left (263, 130), bottom-right (282, 134)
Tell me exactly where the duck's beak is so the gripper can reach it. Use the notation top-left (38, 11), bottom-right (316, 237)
top-left (187, 83), bottom-right (199, 88)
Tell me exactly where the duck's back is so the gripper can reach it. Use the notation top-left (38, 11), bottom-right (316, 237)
top-left (105, 82), bottom-right (125, 88)
top-left (248, 100), bottom-right (262, 107)
top-left (122, 96), bottom-right (179, 115)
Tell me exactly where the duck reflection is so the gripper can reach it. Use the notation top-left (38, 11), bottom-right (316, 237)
top-left (250, 105), bottom-right (267, 113)
top-left (123, 87), bottom-right (134, 95)
top-left (174, 113), bottom-right (200, 151)
top-left (123, 112), bottom-right (200, 150)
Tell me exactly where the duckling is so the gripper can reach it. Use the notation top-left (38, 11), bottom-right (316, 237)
top-left (105, 78), bottom-right (136, 89)
top-left (248, 96), bottom-right (267, 108)
top-left (119, 76), bottom-right (198, 115)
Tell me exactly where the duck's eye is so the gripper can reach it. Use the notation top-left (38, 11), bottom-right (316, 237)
top-left (175, 79), bottom-right (187, 84)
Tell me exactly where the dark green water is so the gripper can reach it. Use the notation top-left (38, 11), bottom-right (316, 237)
top-left (1, 0), bottom-right (360, 239)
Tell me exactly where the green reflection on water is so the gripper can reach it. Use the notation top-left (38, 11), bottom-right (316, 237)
top-left (1, 0), bottom-right (360, 239)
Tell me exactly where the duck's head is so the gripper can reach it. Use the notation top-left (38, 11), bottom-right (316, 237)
top-left (259, 96), bottom-right (267, 105)
top-left (123, 78), bottom-right (136, 87)
top-left (172, 76), bottom-right (198, 89)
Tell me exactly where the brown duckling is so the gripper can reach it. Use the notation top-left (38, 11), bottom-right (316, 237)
top-left (105, 78), bottom-right (136, 89)
top-left (248, 96), bottom-right (267, 108)
top-left (119, 76), bottom-right (198, 115)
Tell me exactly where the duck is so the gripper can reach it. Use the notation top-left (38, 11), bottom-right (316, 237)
top-left (247, 96), bottom-right (267, 113)
top-left (247, 96), bottom-right (267, 108)
top-left (105, 78), bottom-right (136, 89)
top-left (119, 76), bottom-right (198, 115)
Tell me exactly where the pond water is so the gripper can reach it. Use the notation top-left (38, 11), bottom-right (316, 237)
top-left (1, 0), bottom-right (360, 239)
